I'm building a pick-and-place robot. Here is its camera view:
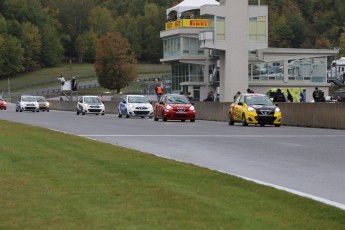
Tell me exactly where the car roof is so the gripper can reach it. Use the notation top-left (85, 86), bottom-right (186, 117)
top-left (126, 95), bottom-right (145, 97)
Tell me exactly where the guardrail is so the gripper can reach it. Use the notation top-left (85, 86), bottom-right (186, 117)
top-left (46, 100), bottom-right (345, 130)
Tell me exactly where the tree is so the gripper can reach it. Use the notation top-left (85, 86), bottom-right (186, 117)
top-left (75, 30), bottom-right (98, 63)
top-left (40, 24), bottom-right (64, 67)
top-left (21, 22), bottom-right (42, 71)
top-left (94, 32), bottom-right (137, 93)
top-left (88, 6), bottom-right (115, 38)
top-left (0, 34), bottom-right (24, 76)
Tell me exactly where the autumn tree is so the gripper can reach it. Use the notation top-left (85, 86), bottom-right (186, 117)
top-left (94, 32), bottom-right (137, 93)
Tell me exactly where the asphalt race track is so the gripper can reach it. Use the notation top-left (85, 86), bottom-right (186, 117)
top-left (1, 103), bottom-right (345, 210)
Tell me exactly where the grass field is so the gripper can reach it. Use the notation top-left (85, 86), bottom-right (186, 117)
top-left (0, 63), bottom-right (170, 93)
top-left (0, 120), bottom-right (344, 229)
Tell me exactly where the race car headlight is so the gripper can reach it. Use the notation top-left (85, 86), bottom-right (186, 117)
top-left (189, 105), bottom-right (195, 111)
top-left (247, 106), bottom-right (255, 112)
top-left (166, 105), bottom-right (173, 110)
top-left (128, 104), bottom-right (135, 108)
top-left (275, 107), bottom-right (281, 113)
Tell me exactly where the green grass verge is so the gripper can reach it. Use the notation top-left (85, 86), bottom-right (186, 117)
top-left (1, 120), bottom-right (344, 229)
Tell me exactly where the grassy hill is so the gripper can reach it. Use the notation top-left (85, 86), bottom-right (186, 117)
top-left (0, 63), bottom-right (170, 95)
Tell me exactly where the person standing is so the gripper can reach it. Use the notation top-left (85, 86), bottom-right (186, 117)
top-left (287, 89), bottom-right (293, 102)
top-left (187, 92), bottom-right (193, 101)
top-left (233, 91), bottom-right (241, 101)
top-left (313, 87), bottom-right (322, 102)
top-left (300, 89), bottom-right (306, 102)
top-left (273, 88), bottom-right (286, 102)
top-left (203, 91), bottom-right (214, 101)
top-left (155, 85), bottom-right (163, 101)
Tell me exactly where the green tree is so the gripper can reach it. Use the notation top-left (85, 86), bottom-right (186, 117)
top-left (337, 32), bottom-right (345, 57)
top-left (0, 34), bottom-right (24, 76)
top-left (21, 22), bottom-right (42, 71)
top-left (94, 32), bottom-right (137, 93)
top-left (75, 30), bottom-right (98, 63)
top-left (114, 14), bottom-right (141, 59)
top-left (40, 24), bottom-right (64, 67)
top-left (88, 6), bottom-right (115, 38)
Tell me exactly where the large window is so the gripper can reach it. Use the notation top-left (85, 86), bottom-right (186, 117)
top-left (172, 63), bottom-right (204, 91)
top-left (183, 37), bottom-right (204, 55)
top-left (249, 16), bottom-right (267, 41)
top-left (249, 57), bottom-right (328, 83)
top-left (216, 17), bottom-right (225, 40)
top-left (163, 37), bottom-right (180, 58)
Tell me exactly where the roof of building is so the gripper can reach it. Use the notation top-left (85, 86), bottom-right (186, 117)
top-left (167, 0), bottom-right (220, 16)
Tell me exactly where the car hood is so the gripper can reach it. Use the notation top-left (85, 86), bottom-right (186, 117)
top-left (169, 104), bottom-right (192, 108)
top-left (128, 103), bottom-right (151, 107)
top-left (250, 105), bottom-right (277, 113)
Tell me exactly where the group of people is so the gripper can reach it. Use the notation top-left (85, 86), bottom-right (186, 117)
top-left (154, 85), bottom-right (337, 103)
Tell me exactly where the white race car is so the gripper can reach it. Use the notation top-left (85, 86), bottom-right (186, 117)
top-left (76, 96), bottom-right (105, 115)
top-left (16, 95), bottom-right (40, 112)
top-left (118, 95), bottom-right (153, 118)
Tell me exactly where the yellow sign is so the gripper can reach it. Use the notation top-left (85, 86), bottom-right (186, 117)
top-left (165, 19), bottom-right (209, 30)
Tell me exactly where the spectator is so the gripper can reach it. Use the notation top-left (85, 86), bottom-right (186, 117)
top-left (187, 92), bottom-right (193, 101)
top-left (203, 91), bottom-right (214, 101)
top-left (71, 77), bottom-right (77, 91)
top-left (59, 76), bottom-right (65, 86)
top-left (300, 89), bottom-right (306, 102)
top-left (337, 96), bottom-right (343, 102)
top-left (273, 88), bottom-right (286, 102)
top-left (313, 87), bottom-right (322, 102)
top-left (287, 89), bottom-right (293, 102)
top-left (233, 91), bottom-right (241, 101)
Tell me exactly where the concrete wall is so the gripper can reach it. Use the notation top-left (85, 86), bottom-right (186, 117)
top-left (48, 100), bottom-right (345, 130)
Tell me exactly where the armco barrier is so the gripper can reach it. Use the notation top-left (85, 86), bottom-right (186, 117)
top-left (48, 100), bottom-right (345, 130)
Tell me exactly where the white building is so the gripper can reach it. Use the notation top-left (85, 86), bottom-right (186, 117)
top-left (160, 0), bottom-right (338, 102)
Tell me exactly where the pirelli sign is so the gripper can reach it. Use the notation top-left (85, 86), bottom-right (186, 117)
top-left (165, 19), bottom-right (209, 30)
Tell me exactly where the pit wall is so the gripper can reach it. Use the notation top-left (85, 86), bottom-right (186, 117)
top-left (48, 100), bottom-right (345, 130)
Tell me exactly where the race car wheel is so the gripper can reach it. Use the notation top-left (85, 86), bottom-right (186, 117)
top-left (228, 113), bottom-right (234, 126)
top-left (162, 112), bottom-right (167, 122)
top-left (125, 110), bottom-right (129, 118)
top-left (118, 109), bottom-right (122, 118)
top-left (274, 124), bottom-right (281, 127)
top-left (241, 114), bottom-right (248, 126)
top-left (260, 123), bottom-right (265, 127)
top-left (190, 119), bottom-right (195, 122)
top-left (153, 113), bottom-right (158, 121)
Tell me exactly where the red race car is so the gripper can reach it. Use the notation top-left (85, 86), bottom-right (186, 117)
top-left (154, 94), bottom-right (196, 122)
top-left (0, 96), bottom-right (7, 110)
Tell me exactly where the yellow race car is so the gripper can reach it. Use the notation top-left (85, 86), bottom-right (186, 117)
top-left (228, 93), bottom-right (282, 127)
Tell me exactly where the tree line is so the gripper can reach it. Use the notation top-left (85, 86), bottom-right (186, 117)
top-left (1, 0), bottom-right (345, 79)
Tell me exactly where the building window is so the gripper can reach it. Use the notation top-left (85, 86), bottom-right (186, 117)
top-left (248, 57), bottom-right (327, 83)
top-left (249, 16), bottom-right (267, 42)
top-left (216, 17), bottom-right (225, 40)
top-left (163, 37), bottom-right (180, 58)
top-left (182, 37), bottom-right (203, 55)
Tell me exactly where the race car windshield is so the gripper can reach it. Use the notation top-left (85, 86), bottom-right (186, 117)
top-left (166, 96), bottom-right (189, 104)
top-left (85, 97), bottom-right (101, 104)
top-left (246, 96), bottom-right (274, 106)
top-left (22, 96), bottom-right (37, 102)
top-left (128, 96), bottom-right (148, 103)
